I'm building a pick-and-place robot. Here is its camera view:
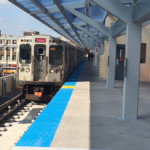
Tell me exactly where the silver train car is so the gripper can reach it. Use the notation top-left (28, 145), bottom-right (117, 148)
top-left (17, 35), bottom-right (84, 101)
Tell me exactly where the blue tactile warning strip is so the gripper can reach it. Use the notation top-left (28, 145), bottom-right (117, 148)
top-left (14, 60), bottom-right (85, 148)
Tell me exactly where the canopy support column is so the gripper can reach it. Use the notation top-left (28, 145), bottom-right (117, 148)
top-left (122, 23), bottom-right (142, 120)
top-left (106, 37), bottom-right (116, 88)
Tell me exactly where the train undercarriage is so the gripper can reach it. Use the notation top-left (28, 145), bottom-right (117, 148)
top-left (18, 82), bottom-right (61, 101)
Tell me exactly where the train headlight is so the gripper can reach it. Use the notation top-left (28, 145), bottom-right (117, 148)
top-left (49, 69), bottom-right (54, 73)
top-left (26, 68), bottom-right (30, 72)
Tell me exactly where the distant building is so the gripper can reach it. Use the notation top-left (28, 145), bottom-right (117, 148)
top-left (0, 34), bottom-right (18, 67)
top-left (24, 31), bottom-right (40, 36)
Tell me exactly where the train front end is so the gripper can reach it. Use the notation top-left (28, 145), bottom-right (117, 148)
top-left (17, 35), bottom-right (53, 101)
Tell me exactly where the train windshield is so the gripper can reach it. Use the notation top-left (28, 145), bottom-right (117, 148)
top-left (19, 44), bottom-right (31, 64)
top-left (49, 45), bottom-right (63, 65)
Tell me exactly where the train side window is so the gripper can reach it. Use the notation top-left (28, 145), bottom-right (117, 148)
top-left (49, 45), bottom-right (63, 65)
top-left (19, 44), bottom-right (31, 64)
top-left (65, 46), bottom-right (68, 64)
top-left (140, 43), bottom-right (146, 64)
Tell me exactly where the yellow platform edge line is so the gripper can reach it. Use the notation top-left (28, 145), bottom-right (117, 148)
top-left (61, 86), bottom-right (75, 89)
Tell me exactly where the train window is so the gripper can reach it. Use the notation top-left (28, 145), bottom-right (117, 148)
top-left (34, 45), bottom-right (46, 61)
top-left (19, 44), bottom-right (31, 64)
top-left (38, 47), bottom-right (44, 55)
top-left (49, 45), bottom-right (63, 65)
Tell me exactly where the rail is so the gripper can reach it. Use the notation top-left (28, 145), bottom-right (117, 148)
top-left (0, 93), bottom-right (26, 123)
top-left (0, 74), bottom-right (16, 79)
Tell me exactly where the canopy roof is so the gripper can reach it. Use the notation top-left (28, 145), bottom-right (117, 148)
top-left (9, 0), bottom-right (150, 50)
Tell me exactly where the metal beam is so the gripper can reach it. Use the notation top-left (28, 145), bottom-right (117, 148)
top-left (85, 37), bottom-right (96, 45)
top-left (111, 20), bottom-right (127, 37)
top-left (133, 0), bottom-right (150, 24)
top-left (78, 31), bottom-right (96, 49)
top-left (64, 8), bottom-right (111, 37)
top-left (75, 24), bottom-right (102, 42)
top-left (84, 39), bottom-right (95, 49)
top-left (85, 0), bottom-right (90, 30)
top-left (29, 0), bottom-right (83, 47)
top-left (47, 1), bottom-right (86, 14)
top-left (77, 30), bottom-right (97, 44)
top-left (54, 0), bottom-right (85, 48)
top-left (90, 0), bottom-right (132, 23)
top-left (65, 22), bottom-right (86, 29)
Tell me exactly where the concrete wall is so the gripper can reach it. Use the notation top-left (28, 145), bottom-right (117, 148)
top-left (100, 15), bottom-right (150, 82)
top-left (0, 74), bottom-right (16, 96)
top-left (141, 25), bottom-right (150, 81)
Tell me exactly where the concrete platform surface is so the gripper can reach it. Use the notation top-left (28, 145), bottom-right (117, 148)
top-left (50, 59), bottom-right (150, 150)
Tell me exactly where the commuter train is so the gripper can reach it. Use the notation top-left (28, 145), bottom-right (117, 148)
top-left (17, 35), bottom-right (85, 101)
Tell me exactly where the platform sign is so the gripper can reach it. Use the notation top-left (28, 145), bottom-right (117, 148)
top-left (124, 58), bottom-right (127, 77)
top-left (107, 56), bottom-right (109, 66)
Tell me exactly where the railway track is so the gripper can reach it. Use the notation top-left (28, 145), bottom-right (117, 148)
top-left (0, 93), bottom-right (26, 123)
top-left (0, 95), bottom-right (47, 149)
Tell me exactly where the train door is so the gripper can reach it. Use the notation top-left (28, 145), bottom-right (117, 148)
top-left (49, 45), bottom-right (63, 84)
top-left (34, 45), bottom-right (47, 81)
top-left (115, 44), bottom-right (125, 80)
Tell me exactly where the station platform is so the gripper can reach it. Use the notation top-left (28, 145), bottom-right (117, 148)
top-left (12, 58), bottom-right (150, 150)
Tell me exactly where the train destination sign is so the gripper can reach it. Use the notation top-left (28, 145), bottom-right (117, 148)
top-left (35, 38), bottom-right (46, 43)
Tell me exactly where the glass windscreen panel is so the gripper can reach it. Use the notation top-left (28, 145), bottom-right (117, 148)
top-left (49, 45), bottom-right (63, 65)
top-left (19, 44), bottom-right (31, 64)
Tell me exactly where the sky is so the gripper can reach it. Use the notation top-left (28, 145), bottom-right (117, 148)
top-left (0, 0), bottom-right (61, 37)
